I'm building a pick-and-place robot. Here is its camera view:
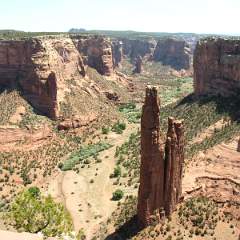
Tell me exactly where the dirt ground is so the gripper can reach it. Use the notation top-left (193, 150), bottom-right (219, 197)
top-left (47, 123), bottom-right (138, 239)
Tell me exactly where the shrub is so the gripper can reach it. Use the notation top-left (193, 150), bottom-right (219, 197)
top-left (102, 126), bottom-right (110, 134)
top-left (112, 189), bottom-right (124, 201)
top-left (112, 121), bottom-right (126, 134)
top-left (110, 166), bottom-right (122, 178)
top-left (6, 188), bottom-right (73, 237)
top-left (61, 142), bottom-right (112, 171)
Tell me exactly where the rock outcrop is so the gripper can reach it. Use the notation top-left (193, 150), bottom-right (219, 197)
top-left (153, 38), bottom-right (191, 70)
top-left (137, 86), bottom-right (184, 227)
top-left (164, 117), bottom-right (184, 215)
top-left (137, 86), bottom-right (165, 227)
top-left (0, 37), bottom-right (86, 119)
top-left (237, 137), bottom-right (240, 152)
top-left (133, 55), bottom-right (143, 74)
top-left (121, 38), bottom-right (157, 62)
top-left (194, 38), bottom-right (240, 96)
top-left (112, 40), bottom-right (123, 68)
top-left (72, 35), bottom-right (114, 76)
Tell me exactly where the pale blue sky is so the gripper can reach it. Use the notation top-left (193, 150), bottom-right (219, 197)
top-left (0, 0), bottom-right (239, 34)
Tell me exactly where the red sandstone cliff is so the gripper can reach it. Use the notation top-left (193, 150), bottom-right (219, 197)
top-left (194, 38), bottom-right (240, 96)
top-left (153, 38), bottom-right (191, 70)
top-left (0, 37), bottom-right (86, 119)
top-left (137, 86), bottom-right (184, 227)
top-left (72, 35), bottom-right (114, 76)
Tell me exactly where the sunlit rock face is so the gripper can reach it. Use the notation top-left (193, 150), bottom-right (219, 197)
top-left (194, 38), bottom-right (240, 97)
top-left (0, 37), bottom-right (86, 119)
top-left (137, 86), bottom-right (184, 227)
top-left (153, 38), bottom-right (191, 70)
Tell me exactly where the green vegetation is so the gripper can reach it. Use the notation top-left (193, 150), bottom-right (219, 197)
top-left (6, 187), bottom-right (73, 237)
top-left (119, 103), bottom-right (141, 123)
top-left (114, 132), bottom-right (140, 185)
top-left (111, 121), bottom-right (126, 134)
top-left (0, 90), bottom-right (48, 127)
top-left (0, 30), bottom-right (66, 40)
top-left (178, 197), bottom-right (218, 236)
top-left (110, 165), bottom-right (122, 178)
top-left (159, 77), bottom-right (193, 105)
top-left (112, 189), bottom-right (124, 201)
top-left (102, 126), bottom-right (110, 134)
top-left (60, 142), bottom-right (112, 171)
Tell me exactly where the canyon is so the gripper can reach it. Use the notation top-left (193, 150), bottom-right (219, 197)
top-left (0, 31), bottom-right (240, 240)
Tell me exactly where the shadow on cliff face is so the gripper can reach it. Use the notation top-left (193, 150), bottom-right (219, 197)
top-left (105, 215), bottom-right (141, 240)
top-left (177, 92), bottom-right (240, 122)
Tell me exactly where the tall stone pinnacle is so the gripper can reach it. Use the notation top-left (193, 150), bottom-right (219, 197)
top-left (137, 85), bottom-right (164, 227)
top-left (137, 86), bottom-right (185, 227)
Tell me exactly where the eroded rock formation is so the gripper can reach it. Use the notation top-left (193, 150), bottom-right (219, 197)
top-left (133, 55), bottom-right (143, 74)
top-left (112, 40), bottom-right (123, 68)
top-left (153, 38), bottom-right (191, 70)
top-left (164, 117), bottom-right (184, 215)
top-left (0, 37), bottom-right (86, 119)
top-left (137, 86), bottom-right (165, 227)
top-left (121, 38), bottom-right (157, 62)
top-left (72, 35), bottom-right (114, 76)
top-left (194, 38), bottom-right (240, 96)
top-left (137, 86), bottom-right (184, 227)
top-left (237, 137), bottom-right (240, 152)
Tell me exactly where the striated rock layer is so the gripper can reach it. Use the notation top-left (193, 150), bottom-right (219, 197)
top-left (153, 38), bottom-right (191, 70)
top-left (0, 37), bottom-right (86, 119)
top-left (137, 86), bottom-right (184, 227)
top-left (194, 38), bottom-right (240, 96)
top-left (72, 35), bottom-right (114, 76)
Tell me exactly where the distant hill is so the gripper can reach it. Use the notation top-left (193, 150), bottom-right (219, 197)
top-left (69, 28), bottom-right (86, 33)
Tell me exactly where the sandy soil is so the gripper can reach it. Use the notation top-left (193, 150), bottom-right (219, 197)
top-left (191, 119), bottom-right (228, 145)
top-left (0, 230), bottom-right (55, 240)
top-left (183, 137), bottom-right (240, 203)
top-left (47, 123), bottom-right (138, 239)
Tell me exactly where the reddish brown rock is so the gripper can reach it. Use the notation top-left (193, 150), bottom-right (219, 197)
top-left (0, 37), bottom-right (86, 119)
top-left (237, 137), bottom-right (240, 152)
top-left (112, 40), bottom-right (123, 68)
top-left (72, 35), bottom-right (114, 76)
top-left (104, 91), bottom-right (119, 101)
top-left (121, 38), bottom-right (157, 62)
top-left (58, 114), bottom-right (97, 131)
top-left (194, 38), bottom-right (240, 96)
top-left (133, 55), bottom-right (143, 74)
top-left (137, 86), bottom-right (164, 227)
top-left (153, 38), bottom-right (191, 70)
top-left (164, 117), bottom-right (184, 215)
top-left (137, 86), bottom-right (184, 227)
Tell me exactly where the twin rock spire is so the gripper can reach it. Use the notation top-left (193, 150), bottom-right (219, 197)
top-left (137, 86), bottom-right (184, 227)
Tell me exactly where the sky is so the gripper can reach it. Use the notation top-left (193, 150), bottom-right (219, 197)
top-left (0, 0), bottom-right (239, 35)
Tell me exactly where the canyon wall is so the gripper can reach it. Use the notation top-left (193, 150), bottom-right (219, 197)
top-left (153, 38), bottom-right (191, 70)
top-left (194, 38), bottom-right (240, 96)
top-left (120, 38), bottom-right (157, 61)
top-left (72, 35), bottom-right (114, 76)
top-left (137, 86), bottom-right (184, 227)
top-left (0, 37), bottom-right (85, 119)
